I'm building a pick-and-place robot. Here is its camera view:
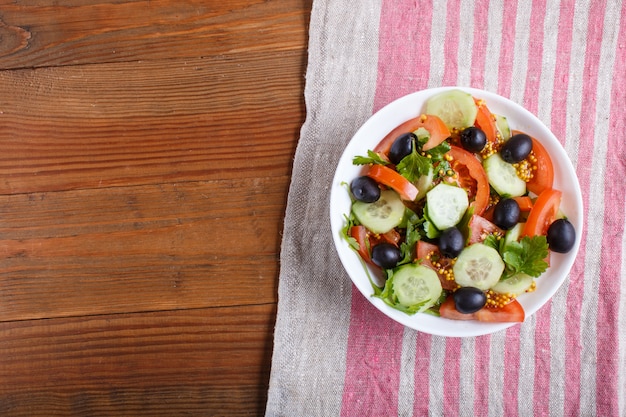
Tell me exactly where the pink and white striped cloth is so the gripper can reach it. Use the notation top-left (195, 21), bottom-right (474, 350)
top-left (267, 1), bottom-right (626, 416)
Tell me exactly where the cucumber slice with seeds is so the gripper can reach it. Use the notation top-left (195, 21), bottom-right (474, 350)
top-left (425, 89), bottom-right (479, 130)
top-left (453, 243), bottom-right (505, 290)
top-left (426, 183), bottom-right (469, 230)
top-left (392, 264), bottom-right (442, 311)
top-left (491, 273), bottom-right (534, 295)
top-left (483, 153), bottom-right (526, 197)
top-left (352, 189), bottom-right (405, 234)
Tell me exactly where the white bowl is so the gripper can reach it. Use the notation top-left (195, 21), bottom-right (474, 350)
top-left (329, 87), bottom-right (583, 337)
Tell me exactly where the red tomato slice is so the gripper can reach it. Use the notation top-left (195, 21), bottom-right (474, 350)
top-left (512, 130), bottom-right (554, 196)
top-left (467, 214), bottom-right (504, 244)
top-left (416, 241), bottom-right (457, 290)
top-left (481, 205), bottom-right (496, 222)
top-left (513, 196), bottom-right (533, 211)
top-left (474, 98), bottom-right (498, 144)
top-left (439, 296), bottom-right (475, 320)
top-left (439, 295), bottom-right (525, 322)
top-left (350, 225), bottom-right (372, 264)
top-left (366, 164), bottom-right (419, 201)
top-left (522, 188), bottom-right (562, 237)
top-left (475, 299), bottom-right (525, 322)
top-left (374, 114), bottom-right (451, 156)
top-left (350, 226), bottom-right (403, 267)
top-left (448, 146), bottom-right (490, 215)
top-left (379, 229), bottom-right (401, 246)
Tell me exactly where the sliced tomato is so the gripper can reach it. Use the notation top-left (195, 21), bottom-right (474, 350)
top-left (467, 214), bottom-right (503, 244)
top-left (349, 226), bottom-right (402, 266)
top-left (522, 188), bottom-right (562, 237)
top-left (513, 196), bottom-right (533, 211)
top-left (373, 114), bottom-right (451, 156)
top-left (439, 295), bottom-right (525, 322)
top-left (378, 229), bottom-right (402, 246)
top-left (448, 146), bottom-right (490, 215)
top-left (439, 296), bottom-right (475, 320)
top-left (475, 299), bottom-right (525, 322)
top-left (512, 130), bottom-right (554, 196)
top-left (366, 164), bottom-right (419, 201)
top-left (416, 241), bottom-right (457, 290)
top-left (481, 204), bottom-right (496, 222)
top-left (474, 98), bottom-right (498, 144)
top-left (350, 225), bottom-right (372, 264)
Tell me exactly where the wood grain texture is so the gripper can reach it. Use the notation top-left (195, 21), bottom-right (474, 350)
top-left (0, 0), bottom-right (312, 414)
top-left (0, 51), bottom-right (304, 194)
top-left (0, 304), bottom-right (276, 416)
top-left (0, 0), bottom-right (309, 69)
top-left (0, 177), bottom-right (286, 321)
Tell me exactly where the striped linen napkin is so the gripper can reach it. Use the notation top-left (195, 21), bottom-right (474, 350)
top-left (266, 1), bottom-right (626, 416)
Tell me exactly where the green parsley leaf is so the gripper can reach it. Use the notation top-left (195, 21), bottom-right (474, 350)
top-left (397, 135), bottom-right (451, 182)
top-left (352, 150), bottom-right (389, 166)
top-left (425, 141), bottom-right (451, 160)
top-left (421, 205), bottom-right (441, 239)
top-left (482, 234), bottom-right (501, 252)
top-left (423, 219), bottom-right (440, 239)
top-left (340, 213), bottom-right (359, 251)
top-left (396, 147), bottom-right (431, 183)
top-left (501, 235), bottom-right (549, 278)
top-left (399, 209), bottom-right (423, 264)
top-left (434, 160), bottom-right (452, 179)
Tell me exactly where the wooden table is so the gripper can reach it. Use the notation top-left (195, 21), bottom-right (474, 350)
top-left (0, 1), bottom-right (311, 414)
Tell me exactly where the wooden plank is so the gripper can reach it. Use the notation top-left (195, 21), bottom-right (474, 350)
top-left (0, 0), bottom-right (311, 69)
top-left (0, 177), bottom-right (287, 321)
top-left (0, 51), bottom-right (305, 194)
top-left (0, 304), bottom-right (276, 416)
top-left (0, 1), bottom-right (313, 414)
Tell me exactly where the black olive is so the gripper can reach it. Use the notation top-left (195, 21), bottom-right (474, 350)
top-left (371, 243), bottom-right (402, 269)
top-left (438, 227), bottom-right (465, 258)
top-left (460, 127), bottom-right (487, 153)
top-left (350, 176), bottom-right (381, 203)
top-left (492, 198), bottom-right (520, 230)
top-left (388, 132), bottom-right (416, 164)
top-left (500, 133), bottom-right (533, 163)
top-left (453, 287), bottom-right (487, 314)
top-left (547, 218), bottom-right (576, 253)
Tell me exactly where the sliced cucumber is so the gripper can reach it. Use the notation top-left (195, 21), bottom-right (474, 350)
top-left (426, 183), bottom-right (469, 230)
top-left (392, 264), bottom-right (442, 311)
top-left (491, 273), bottom-right (534, 295)
top-left (414, 165), bottom-right (434, 201)
top-left (502, 222), bottom-right (524, 248)
top-left (483, 153), bottom-right (526, 197)
top-left (413, 127), bottom-right (431, 142)
top-left (453, 243), bottom-right (505, 290)
top-left (352, 189), bottom-right (405, 234)
top-left (424, 89), bottom-right (478, 130)
top-left (495, 114), bottom-right (511, 141)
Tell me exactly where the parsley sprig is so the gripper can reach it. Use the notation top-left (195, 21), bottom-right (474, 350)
top-left (399, 209), bottom-right (423, 264)
top-left (484, 234), bottom-right (549, 279)
top-left (352, 150), bottom-right (389, 166)
top-left (396, 136), bottom-right (451, 183)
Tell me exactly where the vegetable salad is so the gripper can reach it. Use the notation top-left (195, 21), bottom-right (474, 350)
top-left (342, 89), bottom-right (576, 323)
